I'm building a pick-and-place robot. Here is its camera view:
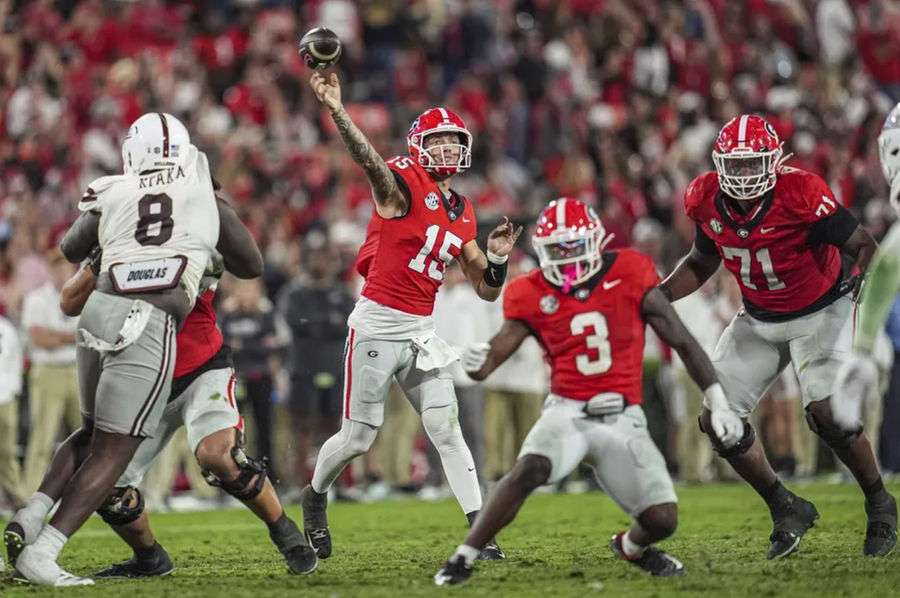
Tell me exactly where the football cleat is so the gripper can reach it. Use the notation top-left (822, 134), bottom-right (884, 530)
top-left (300, 485), bottom-right (332, 559)
top-left (94, 549), bottom-right (174, 579)
top-left (864, 493), bottom-right (898, 557)
top-left (283, 544), bottom-right (318, 575)
top-left (610, 532), bottom-right (686, 577)
top-left (4, 522), bottom-right (25, 568)
top-left (477, 539), bottom-right (505, 561)
top-left (434, 555), bottom-right (473, 586)
top-left (767, 495), bottom-right (819, 560)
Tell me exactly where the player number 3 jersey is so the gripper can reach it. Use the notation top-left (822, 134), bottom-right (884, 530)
top-left (78, 144), bottom-right (220, 307)
top-left (503, 249), bottom-right (659, 403)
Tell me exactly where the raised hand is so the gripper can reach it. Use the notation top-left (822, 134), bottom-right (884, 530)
top-left (310, 72), bottom-right (342, 113)
top-left (486, 217), bottom-right (523, 258)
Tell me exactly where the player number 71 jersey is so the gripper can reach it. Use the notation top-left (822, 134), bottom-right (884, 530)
top-left (684, 168), bottom-right (846, 318)
top-left (355, 156), bottom-right (478, 316)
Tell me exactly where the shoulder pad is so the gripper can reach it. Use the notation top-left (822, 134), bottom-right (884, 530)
top-left (78, 175), bottom-right (125, 212)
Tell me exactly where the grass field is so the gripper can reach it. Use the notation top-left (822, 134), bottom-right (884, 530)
top-left (1, 481), bottom-right (898, 597)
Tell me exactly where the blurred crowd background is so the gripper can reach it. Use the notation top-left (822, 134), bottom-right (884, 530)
top-left (2, 0), bottom-right (900, 512)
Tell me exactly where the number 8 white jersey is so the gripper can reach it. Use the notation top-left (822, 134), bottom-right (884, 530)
top-left (78, 144), bottom-right (219, 307)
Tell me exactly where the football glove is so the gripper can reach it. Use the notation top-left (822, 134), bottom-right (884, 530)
top-left (832, 351), bottom-right (879, 431)
top-left (704, 383), bottom-right (743, 448)
top-left (461, 342), bottom-right (490, 374)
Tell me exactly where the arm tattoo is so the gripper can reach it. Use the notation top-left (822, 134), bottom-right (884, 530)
top-left (331, 108), bottom-right (397, 202)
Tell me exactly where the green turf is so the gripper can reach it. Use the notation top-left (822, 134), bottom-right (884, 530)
top-left (1, 481), bottom-right (898, 597)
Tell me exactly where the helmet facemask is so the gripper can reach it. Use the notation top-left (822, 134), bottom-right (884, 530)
top-left (533, 226), bottom-right (607, 292)
top-left (712, 144), bottom-right (785, 201)
top-left (411, 129), bottom-right (472, 176)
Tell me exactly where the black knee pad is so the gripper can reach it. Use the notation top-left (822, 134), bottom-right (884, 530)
top-left (806, 410), bottom-right (861, 451)
top-left (699, 416), bottom-right (756, 458)
top-left (98, 486), bottom-right (144, 526)
top-left (203, 441), bottom-right (269, 502)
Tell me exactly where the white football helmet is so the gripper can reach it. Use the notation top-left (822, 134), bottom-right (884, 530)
top-left (122, 112), bottom-right (191, 175)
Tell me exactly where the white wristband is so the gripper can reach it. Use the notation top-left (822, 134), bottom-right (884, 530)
top-left (703, 383), bottom-right (729, 411)
top-left (487, 250), bottom-right (508, 265)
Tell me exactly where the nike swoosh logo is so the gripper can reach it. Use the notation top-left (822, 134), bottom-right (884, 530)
top-left (760, 227), bottom-right (775, 234)
top-left (467, 467), bottom-right (475, 472)
top-left (462, 218), bottom-right (471, 222)
top-left (602, 279), bottom-right (622, 290)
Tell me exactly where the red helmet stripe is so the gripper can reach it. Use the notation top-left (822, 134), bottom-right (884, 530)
top-left (737, 114), bottom-right (749, 144)
top-left (556, 198), bottom-right (567, 229)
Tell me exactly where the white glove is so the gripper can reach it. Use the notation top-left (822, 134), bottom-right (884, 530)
top-left (461, 342), bottom-right (490, 374)
top-left (704, 383), bottom-right (743, 448)
top-left (832, 351), bottom-right (879, 431)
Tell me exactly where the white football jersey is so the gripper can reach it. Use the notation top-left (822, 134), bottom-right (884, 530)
top-left (78, 144), bottom-right (219, 306)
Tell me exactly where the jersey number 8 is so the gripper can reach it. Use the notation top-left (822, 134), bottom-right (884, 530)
top-left (135, 193), bottom-right (174, 247)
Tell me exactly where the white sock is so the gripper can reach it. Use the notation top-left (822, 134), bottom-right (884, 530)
top-left (31, 525), bottom-right (68, 561)
top-left (13, 492), bottom-right (54, 542)
top-left (622, 531), bottom-right (647, 558)
top-left (454, 544), bottom-right (481, 566)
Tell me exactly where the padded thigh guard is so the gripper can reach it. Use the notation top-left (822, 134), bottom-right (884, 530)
top-left (203, 440), bottom-right (269, 501)
top-left (805, 410), bottom-right (861, 451)
top-left (699, 416), bottom-right (756, 458)
top-left (98, 486), bottom-right (145, 526)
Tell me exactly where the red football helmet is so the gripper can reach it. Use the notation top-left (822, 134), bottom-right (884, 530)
top-left (407, 107), bottom-right (472, 177)
top-left (712, 114), bottom-right (786, 200)
top-left (532, 198), bottom-right (611, 289)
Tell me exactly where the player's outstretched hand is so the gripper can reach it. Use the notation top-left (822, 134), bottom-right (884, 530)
top-left (487, 217), bottom-right (523, 258)
top-left (461, 342), bottom-right (490, 374)
top-left (710, 406), bottom-right (743, 448)
top-left (832, 351), bottom-right (879, 431)
top-left (310, 72), bottom-right (342, 113)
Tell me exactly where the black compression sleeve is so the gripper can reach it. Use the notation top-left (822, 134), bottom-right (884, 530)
top-left (805, 206), bottom-right (858, 247)
top-left (694, 223), bottom-right (719, 255)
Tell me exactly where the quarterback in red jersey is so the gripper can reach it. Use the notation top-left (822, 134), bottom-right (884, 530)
top-left (300, 73), bottom-right (522, 562)
top-left (661, 114), bottom-right (896, 559)
top-left (5, 239), bottom-right (317, 580)
top-left (434, 198), bottom-right (743, 585)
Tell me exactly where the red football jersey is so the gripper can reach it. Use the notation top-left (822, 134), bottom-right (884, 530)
top-left (356, 156), bottom-right (478, 316)
top-left (504, 249), bottom-right (659, 403)
top-left (685, 167), bottom-right (844, 317)
top-left (173, 289), bottom-right (223, 379)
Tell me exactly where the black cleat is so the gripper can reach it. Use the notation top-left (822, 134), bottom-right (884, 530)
top-left (610, 532), bottom-right (686, 577)
top-left (477, 539), bottom-right (505, 561)
top-left (4, 522), bottom-right (25, 569)
top-left (283, 544), bottom-right (319, 574)
top-left (95, 549), bottom-right (174, 579)
top-left (434, 555), bottom-right (474, 586)
top-left (864, 493), bottom-right (898, 557)
top-left (767, 495), bottom-right (819, 560)
top-left (300, 485), bottom-right (332, 559)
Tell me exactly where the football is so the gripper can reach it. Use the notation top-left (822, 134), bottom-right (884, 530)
top-left (299, 27), bottom-right (342, 70)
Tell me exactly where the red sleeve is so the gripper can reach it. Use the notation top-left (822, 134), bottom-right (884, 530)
top-left (502, 276), bottom-right (533, 323)
top-left (623, 250), bottom-right (661, 303)
top-left (683, 173), bottom-right (714, 222)
top-left (792, 170), bottom-right (840, 223)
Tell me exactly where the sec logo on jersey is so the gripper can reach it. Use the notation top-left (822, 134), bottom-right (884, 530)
top-left (540, 294), bottom-right (559, 314)
top-left (710, 218), bottom-right (723, 234)
top-left (424, 192), bottom-right (440, 211)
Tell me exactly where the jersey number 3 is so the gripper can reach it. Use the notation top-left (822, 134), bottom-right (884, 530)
top-left (135, 193), bottom-right (174, 246)
top-left (408, 224), bottom-right (462, 281)
top-left (571, 311), bottom-right (612, 375)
